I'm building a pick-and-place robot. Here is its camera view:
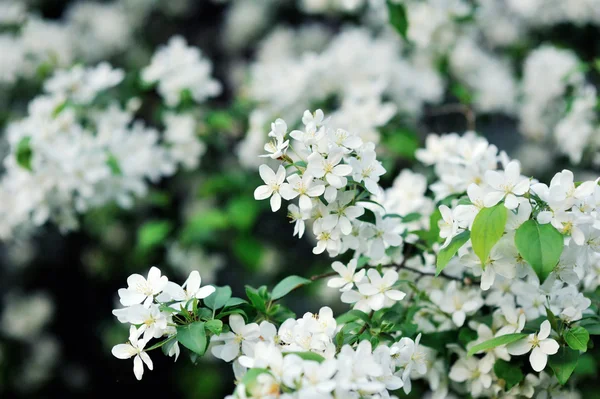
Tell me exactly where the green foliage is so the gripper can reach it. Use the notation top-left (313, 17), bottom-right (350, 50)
top-left (176, 321), bottom-right (208, 356)
top-left (386, 1), bottom-right (409, 41)
top-left (180, 209), bottom-right (230, 244)
top-left (383, 129), bottom-right (419, 160)
top-left (565, 327), bottom-right (590, 352)
top-left (436, 230), bottom-right (470, 275)
top-left (514, 220), bottom-right (564, 282)
top-left (233, 236), bottom-right (264, 271)
top-left (467, 333), bottom-right (528, 357)
top-left (471, 203), bottom-right (507, 266)
top-left (137, 220), bottom-right (172, 252)
top-left (224, 297), bottom-right (248, 308)
top-left (15, 136), bottom-right (33, 171)
top-left (227, 197), bottom-right (260, 231)
top-left (494, 359), bottom-right (524, 391)
top-left (271, 275), bottom-right (312, 300)
top-left (549, 346), bottom-right (580, 385)
top-left (204, 286), bottom-right (232, 310)
top-left (245, 286), bottom-right (267, 313)
top-left (205, 319), bottom-right (223, 335)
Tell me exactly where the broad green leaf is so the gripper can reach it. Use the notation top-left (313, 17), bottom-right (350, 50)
top-left (271, 275), bottom-right (311, 300)
top-left (137, 220), bottom-right (172, 252)
top-left (436, 230), bottom-right (470, 275)
top-left (549, 346), bottom-right (579, 385)
top-left (16, 136), bottom-right (33, 171)
top-left (467, 333), bottom-right (527, 357)
top-left (514, 220), bottom-right (564, 282)
top-left (204, 286), bottom-right (232, 310)
top-left (471, 204), bottom-right (507, 266)
top-left (224, 297), bottom-right (248, 308)
top-left (205, 319), bottom-right (223, 335)
top-left (564, 326), bottom-right (589, 352)
top-left (176, 321), bottom-right (207, 356)
top-left (386, 1), bottom-right (409, 41)
top-left (574, 353), bottom-right (597, 377)
top-left (494, 359), bottom-right (524, 391)
top-left (282, 352), bottom-right (325, 363)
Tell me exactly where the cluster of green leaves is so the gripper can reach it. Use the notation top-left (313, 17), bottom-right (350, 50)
top-left (153, 274), bottom-right (317, 359)
top-left (436, 200), bottom-right (566, 284)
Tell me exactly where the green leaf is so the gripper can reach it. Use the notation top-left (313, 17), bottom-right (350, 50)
top-left (386, 1), bottom-right (409, 41)
top-left (564, 327), bottom-right (589, 352)
top-left (205, 319), bottom-right (223, 335)
top-left (574, 353), bottom-right (597, 377)
top-left (204, 286), bottom-right (232, 310)
top-left (436, 230), bottom-right (470, 275)
top-left (546, 307), bottom-right (559, 331)
top-left (176, 321), bottom-right (207, 356)
top-left (271, 275), bottom-right (312, 300)
top-left (282, 352), bottom-right (325, 363)
top-left (514, 220), bottom-right (564, 282)
top-left (494, 359), bottom-right (524, 391)
top-left (137, 220), bottom-right (172, 252)
top-left (245, 286), bottom-right (266, 313)
top-left (549, 346), bottom-right (579, 385)
top-left (471, 203), bottom-right (507, 266)
top-left (224, 297), bottom-right (248, 308)
top-left (467, 333), bottom-right (527, 357)
top-left (16, 136), bottom-right (33, 171)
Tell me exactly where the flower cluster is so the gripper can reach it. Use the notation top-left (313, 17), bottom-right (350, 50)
top-left (0, 41), bottom-right (215, 238)
top-left (111, 267), bottom-right (215, 379)
top-left (141, 36), bottom-right (222, 107)
top-left (254, 110), bottom-right (402, 262)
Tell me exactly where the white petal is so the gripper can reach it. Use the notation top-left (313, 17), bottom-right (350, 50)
top-left (133, 355), bottom-right (144, 380)
top-left (229, 314), bottom-right (245, 334)
top-left (539, 339), bottom-right (559, 355)
top-left (258, 164), bottom-right (276, 184)
top-left (538, 320), bottom-right (551, 340)
top-left (507, 338), bottom-right (533, 355)
top-left (112, 344), bottom-right (135, 359)
top-left (254, 185), bottom-right (272, 200)
top-left (270, 193), bottom-right (282, 212)
top-left (195, 285), bottom-right (216, 299)
top-left (529, 346), bottom-right (548, 372)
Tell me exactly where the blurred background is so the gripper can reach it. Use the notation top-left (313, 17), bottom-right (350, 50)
top-left (0, 0), bottom-right (599, 398)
